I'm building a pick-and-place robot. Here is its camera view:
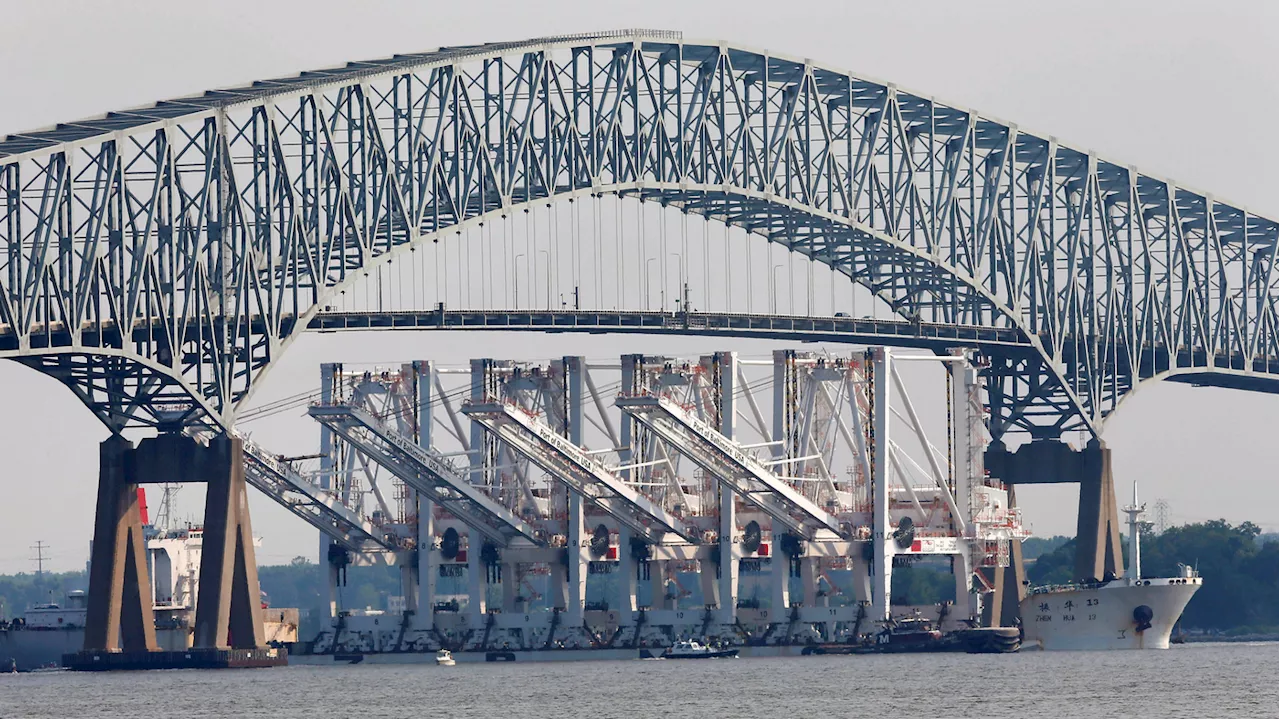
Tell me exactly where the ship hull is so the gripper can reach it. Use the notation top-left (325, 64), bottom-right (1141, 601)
top-left (2, 618), bottom-right (295, 671)
top-left (1019, 580), bottom-right (1200, 651)
top-left (0, 629), bottom-right (83, 672)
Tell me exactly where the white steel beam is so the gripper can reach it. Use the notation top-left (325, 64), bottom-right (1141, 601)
top-left (308, 403), bottom-right (543, 545)
top-left (461, 400), bottom-right (701, 544)
top-left (615, 393), bottom-right (844, 539)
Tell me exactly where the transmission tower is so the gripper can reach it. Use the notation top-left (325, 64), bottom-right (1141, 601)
top-left (1153, 499), bottom-right (1170, 534)
top-left (29, 541), bottom-right (50, 576)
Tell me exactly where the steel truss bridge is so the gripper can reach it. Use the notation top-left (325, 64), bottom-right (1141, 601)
top-left (1, 29), bottom-right (1276, 441)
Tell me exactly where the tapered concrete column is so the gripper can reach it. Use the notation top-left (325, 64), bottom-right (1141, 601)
top-left (1075, 441), bottom-right (1123, 582)
top-left (84, 435), bottom-right (158, 652)
top-left (193, 436), bottom-right (265, 649)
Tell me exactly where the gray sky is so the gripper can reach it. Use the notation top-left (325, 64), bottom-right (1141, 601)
top-left (0, 0), bottom-right (1275, 572)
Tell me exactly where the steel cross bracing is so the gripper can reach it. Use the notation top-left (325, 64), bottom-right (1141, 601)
top-left (1, 29), bottom-right (1276, 439)
top-left (308, 402), bottom-right (543, 546)
top-left (616, 393), bottom-right (844, 539)
top-left (461, 399), bottom-right (701, 543)
top-left (239, 436), bottom-right (400, 553)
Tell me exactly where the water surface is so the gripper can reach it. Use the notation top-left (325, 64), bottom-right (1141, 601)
top-left (1, 642), bottom-right (1275, 718)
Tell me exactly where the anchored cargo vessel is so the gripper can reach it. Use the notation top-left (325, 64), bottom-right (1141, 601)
top-left (1019, 483), bottom-right (1201, 650)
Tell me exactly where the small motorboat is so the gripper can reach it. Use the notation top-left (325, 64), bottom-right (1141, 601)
top-left (664, 640), bottom-right (739, 659)
top-left (435, 649), bottom-right (456, 666)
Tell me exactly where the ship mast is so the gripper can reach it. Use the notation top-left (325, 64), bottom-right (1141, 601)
top-left (1121, 481), bottom-right (1146, 580)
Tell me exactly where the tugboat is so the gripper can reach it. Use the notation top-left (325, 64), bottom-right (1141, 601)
top-left (875, 613), bottom-right (943, 650)
top-left (664, 640), bottom-right (739, 659)
top-left (1019, 482), bottom-right (1201, 650)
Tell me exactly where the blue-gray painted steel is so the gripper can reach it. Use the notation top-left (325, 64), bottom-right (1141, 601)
top-left (0, 30), bottom-right (1274, 439)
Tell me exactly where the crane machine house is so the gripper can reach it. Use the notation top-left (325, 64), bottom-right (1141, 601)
top-left (285, 346), bottom-right (1028, 662)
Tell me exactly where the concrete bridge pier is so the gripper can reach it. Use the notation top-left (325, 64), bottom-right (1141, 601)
top-left (986, 438), bottom-right (1123, 586)
top-left (84, 434), bottom-right (267, 654)
top-left (83, 435), bottom-right (159, 652)
top-left (188, 436), bottom-right (266, 650)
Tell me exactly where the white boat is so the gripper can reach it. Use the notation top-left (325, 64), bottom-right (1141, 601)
top-left (435, 649), bottom-right (456, 666)
top-left (664, 640), bottom-right (739, 659)
top-left (1019, 483), bottom-right (1201, 650)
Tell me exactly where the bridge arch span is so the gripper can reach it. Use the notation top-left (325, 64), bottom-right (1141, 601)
top-left (0, 29), bottom-right (1274, 437)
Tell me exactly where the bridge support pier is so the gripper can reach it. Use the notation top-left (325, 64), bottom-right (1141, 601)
top-left (84, 435), bottom-right (159, 652)
top-left (188, 436), bottom-right (266, 649)
top-left (987, 438), bottom-right (1123, 585)
top-left (85, 434), bottom-right (267, 652)
top-left (1075, 444), bottom-right (1124, 582)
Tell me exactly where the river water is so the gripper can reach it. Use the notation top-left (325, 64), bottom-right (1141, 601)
top-left (1, 642), bottom-right (1275, 719)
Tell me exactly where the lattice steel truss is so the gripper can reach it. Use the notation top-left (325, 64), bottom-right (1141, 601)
top-left (1, 29), bottom-right (1275, 436)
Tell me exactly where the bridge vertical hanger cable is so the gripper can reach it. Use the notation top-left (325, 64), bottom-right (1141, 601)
top-left (638, 199), bottom-right (645, 310)
top-left (593, 196), bottom-right (602, 309)
top-left (502, 214), bottom-right (511, 308)
top-left (616, 198), bottom-right (623, 309)
top-left (725, 221), bottom-right (731, 312)
top-left (680, 208), bottom-right (688, 311)
top-left (483, 221), bottom-right (491, 310)
top-left (702, 213), bottom-right (710, 312)
top-left (525, 207), bottom-right (533, 310)
top-left (549, 202), bottom-right (557, 310)
top-left (809, 243), bottom-right (815, 316)
top-left (571, 199), bottom-right (580, 308)
top-left (788, 243), bottom-right (795, 316)
top-left (829, 257), bottom-right (835, 316)
top-left (660, 202), bottom-right (668, 311)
